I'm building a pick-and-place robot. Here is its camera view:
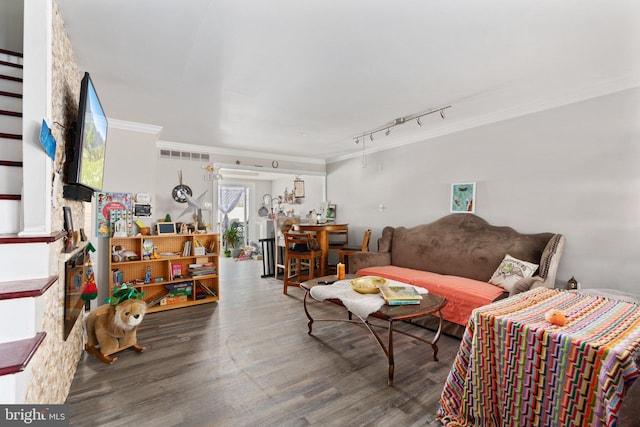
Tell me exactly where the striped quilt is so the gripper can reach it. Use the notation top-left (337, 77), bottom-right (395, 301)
top-left (437, 287), bottom-right (640, 426)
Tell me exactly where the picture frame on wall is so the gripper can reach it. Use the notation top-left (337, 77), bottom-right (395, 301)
top-left (63, 207), bottom-right (74, 232)
top-left (293, 179), bottom-right (305, 198)
top-left (451, 182), bottom-right (476, 213)
top-left (326, 204), bottom-right (336, 220)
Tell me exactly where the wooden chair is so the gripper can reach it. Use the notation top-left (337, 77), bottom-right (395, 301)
top-left (338, 229), bottom-right (372, 273)
top-left (283, 231), bottom-right (321, 295)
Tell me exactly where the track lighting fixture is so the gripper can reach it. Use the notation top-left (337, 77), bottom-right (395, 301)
top-left (352, 105), bottom-right (451, 144)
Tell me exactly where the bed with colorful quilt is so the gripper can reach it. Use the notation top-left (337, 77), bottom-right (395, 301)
top-left (437, 287), bottom-right (640, 426)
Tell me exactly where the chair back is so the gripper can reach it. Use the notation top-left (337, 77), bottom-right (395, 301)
top-left (284, 231), bottom-right (314, 253)
top-left (361, 229), bottom-right (372, 252)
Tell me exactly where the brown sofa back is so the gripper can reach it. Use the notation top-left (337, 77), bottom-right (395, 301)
top-left (386, 214), bottom-right (555, 282)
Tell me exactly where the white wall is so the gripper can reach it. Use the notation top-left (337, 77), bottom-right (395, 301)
top-left (0, 0), bottom-right (24, 52)
top-left (327, 88), bottom-right (640, 293)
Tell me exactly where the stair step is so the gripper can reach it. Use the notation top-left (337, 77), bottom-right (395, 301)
top-left (0, 231), bottom-right (66, 245)
top-left (0, 161), bottom-right (22, 195)
top-left (0, 48), bottom-right (23, 59)
top-left (0, 114), bottom-right (22, 134)
top-left (0, 91), bottom-right (21, 99)
top-left (0, 138), bottom-right (22, 162)
top-left (0, 109), bottom-right (21, 117)
top-left (0, 276), bottom-right (57, 301)
top-left (0, 77), bottom-right (22, 95)
top-left (0, 74), bottom-right (22, 83)
top-left (0, 198), bottom-right (20, 234)
top-left (0, 160), bottom-right (22, 167)
top-left (0, 132), bottom-right (21, 140)
top-left (0, 332), bottom-right (46, 376)
top-left (0, 60), bottom-right (23, 70)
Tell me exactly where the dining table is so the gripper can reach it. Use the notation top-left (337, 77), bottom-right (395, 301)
top-left (294, 223), bottom-right (348, 277)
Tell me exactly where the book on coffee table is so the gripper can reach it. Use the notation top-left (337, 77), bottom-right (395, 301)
top-left (380, 284), bottom-right (423, 304)
top-left (385, 298), bottom-right (422, 306)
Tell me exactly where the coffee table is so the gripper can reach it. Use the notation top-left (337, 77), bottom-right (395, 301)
top-left (301, 275), bottom-right (448, 385)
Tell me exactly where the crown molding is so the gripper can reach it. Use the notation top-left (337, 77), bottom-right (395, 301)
top-left (156, 140), bottom-right (326, 166)
top-left (108, 118), bottom-right (163, 136)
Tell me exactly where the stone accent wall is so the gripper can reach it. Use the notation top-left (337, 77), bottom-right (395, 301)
top-left (24, 0), bottom-right (86, 404)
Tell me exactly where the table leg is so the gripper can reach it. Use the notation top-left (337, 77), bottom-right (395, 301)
top-left (388, 320), bottom-right (395, 386)
top-left (431, 309), bottom-right (444, 361)
top-left (303, 291), bottom-right (315, 334)
top-left (316, 231), bottom-right (328, 276)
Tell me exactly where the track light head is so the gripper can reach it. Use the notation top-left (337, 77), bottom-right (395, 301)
top-left (385, 128), bottom-right (391, 136)
top-left (440, 110), bottom-right (446, 119)
top-left (416, 117), bottom-right (422, 126)
top-left (355, 137), bottom-right (360, 144)
top-left (370, 134), bottom-right (374, 141)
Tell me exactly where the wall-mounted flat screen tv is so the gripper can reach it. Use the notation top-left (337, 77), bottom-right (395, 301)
top-left (63, 72), bottom-right (108, 202)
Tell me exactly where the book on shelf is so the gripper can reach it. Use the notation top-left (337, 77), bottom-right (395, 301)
top-left (160, 294), bottom-right (189, 306)
top-left (112, 269), bottom-right (124, 287)
top-left (182, 241), bottom-right (192, 257)
top-left (193, 239), bottom-right (206, 256)
top-left (165, 282), bottom-right (193, 296)
top-left (170, 263), bottom-right (183, 280)
top-left (379, 284), bottom-right (423, 302)
top-left (197, 281), bottom-right (217, 297)
top-left (147, 291), bottom-right (170, 307)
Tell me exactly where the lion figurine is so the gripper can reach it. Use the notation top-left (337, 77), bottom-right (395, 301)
top-left (85, 298), bottom-right (147, 364)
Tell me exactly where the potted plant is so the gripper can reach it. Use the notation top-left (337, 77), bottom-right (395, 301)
top-left (222, 226), bottom-right (242, 258)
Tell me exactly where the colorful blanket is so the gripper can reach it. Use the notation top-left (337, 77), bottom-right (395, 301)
top-left (437, 287), bottom-right (640, 426)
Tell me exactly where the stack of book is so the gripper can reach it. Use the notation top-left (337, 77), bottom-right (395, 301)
top-left (379, 284), bottom-right (423, 305)
top-left (165, 282), bottom-right (193, 296)
top-left (189, 264), bottom-right (217, 276)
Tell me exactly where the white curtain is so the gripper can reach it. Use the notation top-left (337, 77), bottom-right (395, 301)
top-left (218, 186), bottom-right (245, 232)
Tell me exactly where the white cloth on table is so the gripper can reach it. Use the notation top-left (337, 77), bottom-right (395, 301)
top-left (309, 279), bottom-right (428, 320)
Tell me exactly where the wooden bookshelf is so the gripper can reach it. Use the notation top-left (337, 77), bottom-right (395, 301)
top-left (109, 233), bottom-right (219, 313)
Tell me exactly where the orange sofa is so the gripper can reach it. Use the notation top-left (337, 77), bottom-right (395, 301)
top-left (349, 214), bottom-right (565, 336)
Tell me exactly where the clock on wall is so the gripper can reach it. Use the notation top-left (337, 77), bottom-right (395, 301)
top-left (172, 171), bottom-right (192, 203)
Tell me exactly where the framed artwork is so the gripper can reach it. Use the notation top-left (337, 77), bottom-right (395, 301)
top-left (326, 204), bottom-right (336, 220)
top-left (95, 192), bottom-right (133, 237)
top-left (293, 179), bottom-right (305, 198)
top-left (157, 222), bottom-right (177, 235)
top-left (451, 182), bottom-right (476, 213)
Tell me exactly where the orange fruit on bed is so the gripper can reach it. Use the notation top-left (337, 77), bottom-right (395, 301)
top-left (545, 309), bottom-right (568, 326)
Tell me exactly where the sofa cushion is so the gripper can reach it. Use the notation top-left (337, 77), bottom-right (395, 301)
top-left (356, 265), bottom-right (435, 284)
top-left (488, 254), bottom-right (538, 293)
top-left (357, 265), bottom-right (506, 326)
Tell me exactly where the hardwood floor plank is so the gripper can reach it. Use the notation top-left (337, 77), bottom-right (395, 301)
top-left (66, 257), bottom-right (460, 426)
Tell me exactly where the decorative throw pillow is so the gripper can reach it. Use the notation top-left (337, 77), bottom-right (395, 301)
top-left (489, 254), bottom-right (539, 293)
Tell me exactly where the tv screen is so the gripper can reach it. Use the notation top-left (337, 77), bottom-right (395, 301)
top-left (64, 72), bottom-right (108, 201)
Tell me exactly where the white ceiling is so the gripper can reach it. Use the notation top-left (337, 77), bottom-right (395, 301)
top-left (57, 0), bottom-right (640, 163)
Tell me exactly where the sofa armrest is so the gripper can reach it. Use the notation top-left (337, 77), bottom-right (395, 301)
top-left (509, 234), bottom-right (566, 295)
top-left (537, 234), bottom-right (566, 287)
top-left (348, 252), bottom-right (391, 274)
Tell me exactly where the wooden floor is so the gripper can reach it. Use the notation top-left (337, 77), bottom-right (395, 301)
top-left (66, 257), bottom-right (462, 427)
